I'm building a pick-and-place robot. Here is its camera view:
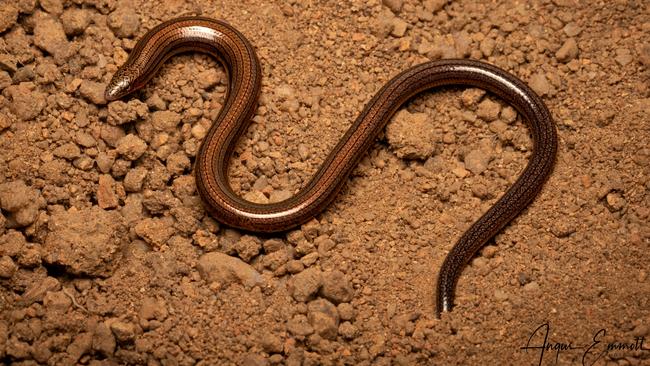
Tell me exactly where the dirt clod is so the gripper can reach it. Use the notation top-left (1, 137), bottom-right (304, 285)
top-left (43, 207), bottom-right (127, 277)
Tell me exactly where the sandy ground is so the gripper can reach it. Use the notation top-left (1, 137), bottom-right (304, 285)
top-left (0, 0), bottom-right (649, 365)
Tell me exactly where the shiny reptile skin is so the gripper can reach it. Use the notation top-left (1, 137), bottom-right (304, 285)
top-left (105, 16), bottom-right (557, 317)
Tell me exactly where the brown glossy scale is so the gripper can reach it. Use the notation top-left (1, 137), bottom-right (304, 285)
top-left (105, 16), bottom-right (557, 317)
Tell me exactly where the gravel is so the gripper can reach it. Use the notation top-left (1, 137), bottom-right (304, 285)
top-left (0, 1), bottom-right (646, 365)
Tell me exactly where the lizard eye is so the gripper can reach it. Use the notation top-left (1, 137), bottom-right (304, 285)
top-left (105, 72), bottom-right (133, 101)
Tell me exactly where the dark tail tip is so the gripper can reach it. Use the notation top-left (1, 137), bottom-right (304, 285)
top-left (435, 295), bottom-right (453, 319)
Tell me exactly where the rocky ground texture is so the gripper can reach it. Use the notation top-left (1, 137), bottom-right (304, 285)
top-left (0, 0), bottom-right (649, 365)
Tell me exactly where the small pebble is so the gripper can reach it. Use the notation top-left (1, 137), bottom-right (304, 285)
top-left (79, 80), bottom-right (107, 105)
top-left (382, 0), bottom-right (403, 13)
top-left (263, 239), bottom-right (285, 253)
top-left (134, 218), bottom-right (175, 248)
top-left (481, 245), bottom-right (497, 258)
top-left (0, 255), bottom-right (16, 278)
top-left (337, 303), bottom-right (355, 321)
top-left (386, 110), bottom-right (437, 159)
top-left (562, 22), bottom-right (582, 37)
top-left (75, 132), bottom-right (97, 148)
top-left (551, 220), bottom-right (576, 238)
top-left (320, 270), bottom-right (354, 304)
top-left (197, 252), bottom-right (262, 288)
top-left (517, 272), bottom-right (531, 286)
top-left (523, 281), bottom-right (540, 292)
top-left (476, 99), bottom-right (501, 121)
top-left (529, 73), bottom-right (551, 96)
top-left (289, 267), bottom-right (322, 302)
top-left (286, 314), bottom-right (314, 338)
top-left (0, 4), bottom-right (19, 33)
top-left (286, 260), bottom-right (305, 274)
top-left (338, 322), bottom-right (359, 340)
top-left (97, 174), bottom-right (119, 209)
top-left (107, 7), bottom-right (140, 38)
top-left (6, 83), bottom-right (46, 121)
top-left (614, 48), bottom-right (633, 67)
top-left (116, 134), bottom-right (147, 161)
top-left (235, 235), bottom-right (262, 263)
top-left (315, 235), bottom-right (336, 256)
top-left (605, 192), bottom-right (625, 212)
top-left (556, 38), bottom-right (579, 63)
top-left (300, 252), bottom-right (319, 267)
top-left (61, 8), bottom-right (91, 36)
top-left (43, 290), bottom-right (72, 312)
top-left (259, 333), bottom-right (283, 354)
top-left (151, 111), bottom-right (182, 131)
top-left (197, 69), bottom-right (221, 89)
top-left (494, 289), bottom-right (509, 301)
top-left (461, 88), bottom-right (486, 107)
top-left (390, 18), bottom-right (408, 38)
top-left (110, 321), bottom-right (136, 342)
top-left (307, 298), bottom-right (339, 340)
top-left (33, 14), bottom-right (69, 59)
top-left (40, 0), bottom-right (63, 15)
top-left (53, 142), bottom-right (81, 160)
top-left (464, 149), bottom-right (492, 175)
top-left (92, 322), bottom-right (116, 356)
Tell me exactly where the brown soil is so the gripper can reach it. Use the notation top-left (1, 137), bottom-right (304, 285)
top-left (0, 0), bottom-right (648, 365)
